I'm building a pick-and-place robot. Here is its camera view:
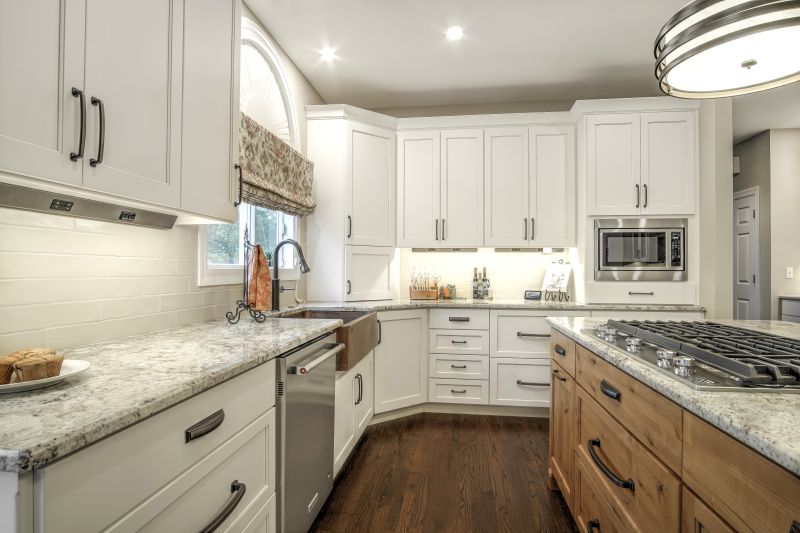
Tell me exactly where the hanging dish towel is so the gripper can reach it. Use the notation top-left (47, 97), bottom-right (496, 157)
top-left (248, 244), bottom-right (272, 311)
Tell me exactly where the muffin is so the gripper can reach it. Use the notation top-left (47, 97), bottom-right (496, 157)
top-left (43, 353), bottom-right (64, 377)
top-left (13, 357), bottom-right (48, 382)
top-left (0, 357), bottom-right (13, 385)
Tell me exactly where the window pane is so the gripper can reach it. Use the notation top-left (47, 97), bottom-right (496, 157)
top-left (207, 206), bottom-right (245, 267)
top-left (254, 206), bottom-right (296, 268)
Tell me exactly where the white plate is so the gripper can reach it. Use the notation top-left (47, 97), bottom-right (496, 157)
top-left (0, 359), bottom-right (90, 394)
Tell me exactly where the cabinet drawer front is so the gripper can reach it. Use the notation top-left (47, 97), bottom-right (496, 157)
top-left (490, 358), bottom-right (550, 407)
top-left (429, 354), bottom-right (489, 380)
top-left (429, 329), bottom-right (489, 354)
top-left (36, 362), bottom-right (276, 533)
top-left (576, 345), bottom-right (681, 472)
top-left (576, 389), bottom-right (680, 533)
top-left (493, 314), bottom-right (550, 358)
top-left (550, 329), bottom-right (576, 377)
top-left (429, 309), bottom-right (490, 330)
top-left (575, 452), bottom-right (625, 533)
top-left (428, 378), bottom-right (489, 404)
top-left (683, 413), bottom-right (800, 533)
top-left (781, 298), bottom-right (800, 317)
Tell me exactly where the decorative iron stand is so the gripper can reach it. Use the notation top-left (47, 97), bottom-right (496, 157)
top-left (226, 226), bottom-right (268, 324)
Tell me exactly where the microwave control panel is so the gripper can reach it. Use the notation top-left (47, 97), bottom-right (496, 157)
top-left (670, 231), bottom-right (683, 267)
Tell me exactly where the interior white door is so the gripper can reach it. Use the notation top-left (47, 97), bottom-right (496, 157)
top-left (396, 131), bottom-right (440, 247)
top-left (373, 310), bottom-right (427, 414)
top-left (529, 125), bottom-right (575, 246)
top-left (81, 0), bottom-right (181, 207)
top-left (0, 0), bottom-right (83, 185)
top-left (347, 122), bottom-right (395, 246)
top-left (586, 114), bottom-right (641, 216)
top-left (440, 129), bottom-right (483, 247)
top-left (641, 111), bottom-right (696, 215)
top-left (484, 127), bottom-right (529, 247)
top-left (733, 193), bottom-right (759, 319)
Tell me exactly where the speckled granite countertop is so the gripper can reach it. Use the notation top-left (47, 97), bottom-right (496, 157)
top-left (0, 318), bottom-right (341, 473)
top-left (547, 317), bottom-right (800, 476)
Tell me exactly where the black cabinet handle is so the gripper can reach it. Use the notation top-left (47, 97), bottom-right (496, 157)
top-left (448, 317), bottom-right (470, 322)
top-left (451, 364), bottom-right (467, 369)
top-left (517, 379), bottom-right (549, 387)
top-left (524, 218), bottom-right (528, 240)
top-left (628, 291), bottom-right (655, 296)
top-left (89, 96), bottom-right (105, 167)
top-left (600, 379), bottom-right (621, 401)
top-left (233, 164), bottom-right (243, 206)
top-left (185, 409), bottom-right (225, 443)
top-left (531, 217), bottom-right (535, 240)
top-left (517, 332), bottom-right (549, 338)
top-left (588, 439), bottom-right (635, 491)
top-left (377, 320), bottom-right (382, 344)
top-left (553, 344), bottom-right (566, 356)
top-left (346, 280), bottom-right (351, 295)
top-left (70, 88), bottom-right (86, 161)
top-left (643, 183), bottom-right (648, 208)
top-left (346, 215), bottom-right (352, 238)
top-left (552, 369), bottom-right (567, 382)
top-left (441, 219), bottom-right (446, 241)
top-left (355, 373), bottom-right (363, 405)
top-left (435, 218), bottom-right (439, 240)
top-left (199, 480), bottom-right (247, 533)
top-left (451, 339), bottom-right (468, 344)
top-left (635, 184), bottom-right (640, 208)
top-left (587, 519), bottom-right (601, 532)
top-left (790, 520), bottom-right (800, 533)
top-left (450, 389), bottom-right (467, 394)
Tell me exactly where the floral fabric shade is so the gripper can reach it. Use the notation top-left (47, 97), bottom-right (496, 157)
top-left (238, 112), bottom-right (316, 217)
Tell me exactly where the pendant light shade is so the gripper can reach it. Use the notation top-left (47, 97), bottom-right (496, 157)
top-left (654, 0), bottom-right (800, 98)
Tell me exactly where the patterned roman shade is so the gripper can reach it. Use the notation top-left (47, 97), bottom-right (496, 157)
top-left (238, 112), bottom-right (316, 217)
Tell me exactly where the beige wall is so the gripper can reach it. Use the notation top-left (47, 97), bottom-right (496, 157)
top-left (768, 129), bottom-right (800, 317)
top-left (733, 131), bottom-right (771, 319)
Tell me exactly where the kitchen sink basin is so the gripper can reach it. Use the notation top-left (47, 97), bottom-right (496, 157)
top-left (281, 309), bottom-right (379, 371)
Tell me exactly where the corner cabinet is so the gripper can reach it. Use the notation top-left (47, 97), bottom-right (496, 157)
top-left (0, 0), bottom-right (239, 222)
top-left (373, 310), bottom-right (428, 414)
top-left (586, 110), bottom-right (696, 216)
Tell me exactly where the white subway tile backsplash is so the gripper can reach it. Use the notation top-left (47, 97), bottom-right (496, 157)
top-left (101, 296), bottom-right (160, 320)
top-left (46, 319), bottom-right (127, 349)
top-left (73, 278), bottom-right (142, 300)
top-left (160, 292), bottom-right (206, 312)
top-left (0, 226), bottom-right (14, 251)
top-left (0, 308), bottom-right (13, 334)
top-left (0, 207), bottom-right (74, 229)
top-left (0, 279), bottom-right (75, 306)
top-left (141, 276), bottom-right (191, 295)
top-left (13, 301), bottom-right (103, 332)
top-left (0, 330), bottom-right (49, 355)
top-left (123, 312), bottom-right (178, 336)
top-left (0, 253), bottom-right (50, 279)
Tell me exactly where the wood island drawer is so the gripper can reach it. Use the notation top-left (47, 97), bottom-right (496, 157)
top-left (429, 354), bottom-right (489, 380)
top-left (429, 309), bottom-right (489, 330)
top-left (428, 378), bottom-right (489, 404)
top-left (576, 345), bottom-right (682, 473)
top-left (490, 358), bottom-right (550, 407)
top-left (550, 329), bottom-right (576, 377)
top-left (576, 388), bottom-right (681, 533)
top-left (682, 413), bottom-right (800, 533)
top-left (429, 329), bottom-right (489, 355)
top-left (575, 452), bottom-right (625, 533)
top-left (35, 361), bottom-right (276, 533)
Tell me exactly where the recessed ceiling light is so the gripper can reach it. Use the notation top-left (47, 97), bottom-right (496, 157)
top-left (320, 47), bottom-right (337, 62)
top-left (446, 26), bottom-right (463, 41)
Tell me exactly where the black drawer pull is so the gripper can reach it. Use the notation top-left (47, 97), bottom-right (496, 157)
top-left (450, 389), bottom-right (467, 394)
top-left (89, 96), bottom-right (105, 167)
top-left (517, 332), bottom-right (549, 338)
top-left (600, 379), bottom-right (621, 401)
top-left (628, 291), bottom-right (655, 296)
top-left (587, 519), bottom-right (601, 532)
top-left (70, 88), bottom-right (86, 161)
top-left (185, 409), bottom-right (225, 443)
top-left (451, 364), bottom-right (467, 369)
top-left (553, 344), bottom-right (567, 356)
top-left (200, 480), bottom-right (247, 533)
top-left (448, 317), bottom-right (470, 322)
top-left (551, 369), bottom-right (567, 382)
top-left (517, 379), bottom-right (549, 387)
top-left (451, 339), bottom-right (468, 344)
top-left (588, 439), bottom-right (635, 491)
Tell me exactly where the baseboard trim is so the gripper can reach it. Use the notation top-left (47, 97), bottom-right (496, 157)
top-left (370, 403), bottom-right (549, 425)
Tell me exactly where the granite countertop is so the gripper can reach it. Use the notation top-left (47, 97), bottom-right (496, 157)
top-left (0, 317), bottom-right (341, 473)
top-left (547, 317), bottom-right (800, 476)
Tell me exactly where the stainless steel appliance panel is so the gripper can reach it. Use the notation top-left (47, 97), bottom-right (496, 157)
top-left (595, 218), bottom-right (687, 281)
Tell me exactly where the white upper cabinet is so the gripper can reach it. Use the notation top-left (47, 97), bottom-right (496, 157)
top-left (586, 110), bottom-right (696, 216)
top-left (484, 127), bottom-right (529, 247)
top-left (440, 129), bottom-right (484, 247)
top-left (347, 122), bottom-right (395, 246)
top-left (0, 0), bottom-right (82, 186)
top-left (529, 125), bottom-right (575, 247)
top-left (81, 0), bottom-right (181, 208)
top-left (396, 131), bottom-right (440, 247)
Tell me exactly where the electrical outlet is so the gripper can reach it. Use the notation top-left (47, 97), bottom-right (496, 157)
top-left (787, 267), bottom-right (795, 279)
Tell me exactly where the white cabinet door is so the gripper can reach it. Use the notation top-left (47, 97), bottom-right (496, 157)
top-left (374, 310), bottom-right (427, 414)
top-left (440, 129), bottom-right (483, 247)
top-left (0, 0), bottom-right (83, 186)
top-left (484, 127), bottom-right (529, 247)
top-left (179, 0), bottom-right (239, 222)
top-left (333, 370), bottom-right (356, 477)
top-left (354, 352), bottom-right (373, 438)
top-left (81, 0), bottom-right (181, 207)
top-left (529, 125), bottom-right (575, 247)
top-left (586, 114), bottom-right (641, 216)
top-left (344, 245), bottom-right (395, 301)
top-left (641, 111), bottom-right (696, 215)
top-left (347, 122), bottom-right (395, 246)
top-left (396, 131), bottom-right (440, 247)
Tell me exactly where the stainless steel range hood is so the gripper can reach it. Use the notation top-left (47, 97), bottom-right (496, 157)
top-left (0, 182), bottom-right (176, 229)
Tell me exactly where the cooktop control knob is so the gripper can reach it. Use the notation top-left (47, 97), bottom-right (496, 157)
top-left (604, 328), bottom-right (617, 342)
top-left (657, 349), bottom-right (677, 368)
top-left (625, 337), bottom-right (642, 352)
top-left (672, 355), bottom-right (695, 377)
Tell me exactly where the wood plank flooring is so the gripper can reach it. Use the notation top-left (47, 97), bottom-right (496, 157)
top-left (311, 413), bottom-right (577, 533)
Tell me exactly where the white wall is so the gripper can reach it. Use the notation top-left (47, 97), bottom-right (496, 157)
top-left (769, 129), bottom-right (800, 317)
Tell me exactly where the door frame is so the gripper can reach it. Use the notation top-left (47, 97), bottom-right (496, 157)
top-left (732, 186), bottom-right (760, 319)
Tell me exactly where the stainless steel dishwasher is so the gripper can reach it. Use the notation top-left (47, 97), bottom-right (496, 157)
top-left (276, 332), bottom-right (342, 533)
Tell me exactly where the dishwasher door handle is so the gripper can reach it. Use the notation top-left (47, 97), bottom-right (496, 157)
top-left (289, 343), bottom-right (344, 376)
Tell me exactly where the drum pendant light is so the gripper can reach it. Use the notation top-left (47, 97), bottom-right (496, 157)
top-left (654, 0), bottom-right (800, 98)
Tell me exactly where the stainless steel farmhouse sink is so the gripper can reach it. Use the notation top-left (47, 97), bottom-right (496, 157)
top-left (281, 309), bottom-right (379, 371)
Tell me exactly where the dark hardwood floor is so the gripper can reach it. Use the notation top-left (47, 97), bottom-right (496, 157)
top-left (311, 413), bottom-right (577, 533)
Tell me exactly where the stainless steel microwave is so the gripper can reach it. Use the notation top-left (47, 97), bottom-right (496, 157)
top-left (595, 219), bottom-right (686, 281)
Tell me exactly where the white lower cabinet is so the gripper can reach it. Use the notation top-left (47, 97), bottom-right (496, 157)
top-left (428, 379), bottom-right (489, 405)
top-left (428, 311), bottom-right (489, 405)
top-left (333, 352), bottom-right (374, 477)
top-left (490, 358), bottom-right (550, 407)
top-left (491, 310), bottom-right (584, 358)
top-left (374, 310), bottom-right (428, 414)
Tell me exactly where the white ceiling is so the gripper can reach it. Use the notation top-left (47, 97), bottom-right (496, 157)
top-left (249, 0), bottom-right (800, 142)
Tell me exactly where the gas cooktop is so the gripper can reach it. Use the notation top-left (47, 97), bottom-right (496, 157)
top-left (584, 320), bottom-right (800, 392)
